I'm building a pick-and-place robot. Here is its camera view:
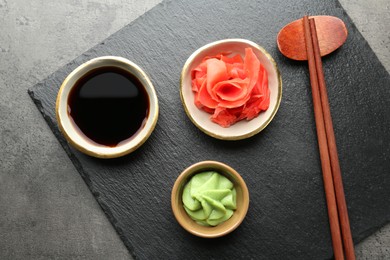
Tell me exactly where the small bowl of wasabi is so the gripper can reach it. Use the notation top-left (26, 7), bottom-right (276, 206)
top-left (171, 161), bottom-right (249, 238)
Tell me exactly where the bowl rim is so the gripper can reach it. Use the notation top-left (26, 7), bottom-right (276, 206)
top-left (55, 56), bottom-right (159, 159)
top-left (171, 160), bottom-right (250, 238)
top-left (180, 38), bottom-right (282, 140)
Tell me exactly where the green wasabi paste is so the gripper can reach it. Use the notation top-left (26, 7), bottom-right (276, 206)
top-left (182, 171), bottom-right (236, 226)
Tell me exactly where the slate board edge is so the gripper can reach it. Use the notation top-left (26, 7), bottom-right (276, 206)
top-left (27, 88), bottom-right (138, 256)
top-left (328, 0), bottom-right (390, 243)
top-left (334, 1), bottom-right (390, 74)
top-left (26, 0), bottom-right (390, 258)
top-left (25, 0), bottom-right (172, 254)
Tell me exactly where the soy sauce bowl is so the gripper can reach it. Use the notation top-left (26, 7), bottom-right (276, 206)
top-left (56, 56), bottom-right (159, 159)
top-left (171, 161), bottom-right (250, 238)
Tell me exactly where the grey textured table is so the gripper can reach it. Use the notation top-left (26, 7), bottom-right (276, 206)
top-left (0, 0), bottom-right (389, 259)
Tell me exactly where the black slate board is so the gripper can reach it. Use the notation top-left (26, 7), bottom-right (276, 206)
top-left (29, 0), bottom-right (390, 259)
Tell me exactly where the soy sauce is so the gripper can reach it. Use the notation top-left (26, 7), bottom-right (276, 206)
top-left (68, 66), bottom-right (149, 147)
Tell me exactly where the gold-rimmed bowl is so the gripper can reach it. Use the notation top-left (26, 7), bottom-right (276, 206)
top-left (180, 39), bottom-right (282, 140)
top-left (56, 56), bottom-right (159, 159)
top-left (171, 161), bottom-right (249, 238)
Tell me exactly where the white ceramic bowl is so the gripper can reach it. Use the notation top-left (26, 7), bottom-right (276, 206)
top-left (180, 39), bottom-right (282, 140)
top-left (56, 56), bottom-right (158, 158)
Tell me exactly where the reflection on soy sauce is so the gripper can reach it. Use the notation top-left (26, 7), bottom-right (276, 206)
top-left (68, 66), bottom-right (149, 147)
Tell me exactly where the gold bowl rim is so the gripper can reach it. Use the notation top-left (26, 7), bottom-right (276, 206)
top-left (180, 38), bottom-right (282, 140)
top-left (55, 56), bottom-right (159, 159)
top-left (171, 160), bottom-right (250, 238)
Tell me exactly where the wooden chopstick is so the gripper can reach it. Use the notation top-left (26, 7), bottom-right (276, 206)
top-left (302, 15), bottom-right (345, 260)
top-left (309, 17), bottom-right (356, 260)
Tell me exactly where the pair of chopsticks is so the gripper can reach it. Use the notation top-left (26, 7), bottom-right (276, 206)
top-left (302, 16), bottom-right (355, 260)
